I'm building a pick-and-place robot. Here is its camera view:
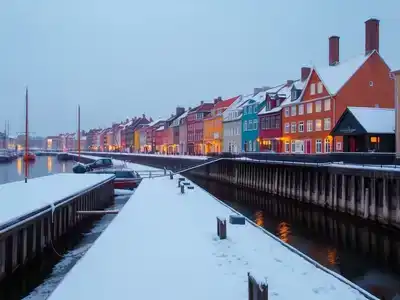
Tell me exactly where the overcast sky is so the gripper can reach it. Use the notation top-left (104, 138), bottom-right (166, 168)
top-left (0, 0), bottom-right (399, 136)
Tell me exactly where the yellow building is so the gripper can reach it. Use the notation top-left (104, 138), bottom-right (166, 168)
top-left (134, 130), bottom-right (140, 152)
top-left (203, 96), bottom-right (239, 153)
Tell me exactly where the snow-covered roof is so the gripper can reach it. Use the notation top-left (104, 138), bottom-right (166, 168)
top-left (223, 93), bottom-right (255, 122)
top-left (315, 51), bottom-right (373, 95)
top-left (148, 118), bottom-right (166, 127)
top-left (170, 111), bottom-right (188, 127)
top-left (156, 126), bottom-right (165, 131)
top-left (347, 107), bottom-right (394, 134)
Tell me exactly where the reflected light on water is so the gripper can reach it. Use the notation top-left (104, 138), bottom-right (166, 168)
top-left (255, 210), bottom-right (264, 227)
top-left (16, 158), bottom-right (22, 176)
top-left (62, 163), bottom-right (66, 173)
top-left (47, 157), bottom-right (53, 173)
top-left (327, 248), bottom-right (338, 266)
top-left (277, 222), bottom-right (291, 243)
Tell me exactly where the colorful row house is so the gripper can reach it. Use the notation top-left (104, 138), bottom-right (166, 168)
top-left (168, 107), bottom-right (186, 154)
top-left (187, 101), bottom-right (214, 155)
top-left (282, 18), bottom-right (394, 154)
top-left (204, 96), bottom-right (239, 154)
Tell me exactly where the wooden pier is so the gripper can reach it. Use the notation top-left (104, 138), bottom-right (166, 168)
top-left (0, 173), bottom-right (114, 282)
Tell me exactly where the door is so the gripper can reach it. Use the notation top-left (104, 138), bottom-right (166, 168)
top-left (305, 140), bottom-right (312, 154)
top-left (349, 136), bottom-right (356, 152)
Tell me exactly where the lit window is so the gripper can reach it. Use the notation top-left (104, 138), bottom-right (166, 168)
top-left (307, 103), bottom-right (313, 114)
top-left (315, 101), bottom-right (321, 112)
top-left (315, 119), bottom-right (322, 131)
top-left (298, 121), bottom-right (304, 132)
top-left (317, 82), bottom-right (323, 94)
top-left (291, 106), bottom-right (297, 116)
top-left (249, 120), bottom-right (253, 130)
top-left (298, 104), bottom-right (304, 115)
top-left (291, 140), bottom-right (296, 153)
top-left (291, 122), bottom-right (296, 133)
top-left (336, 142), bottom-right (342, 151)
top-left (310, 83), bottom-right (316, 95)
top-left (316, 139), bottom-right (322, 153)
top-left (284, 123), bottom-right (290, 133)
top-left (324, 138), bottom-right (331, 153)
top-left (324, 118), bottom-right (331, 130)
top-left (285, 107), bottom-right (290, 117)
top-left (324, 99), bottom-right (331, 111)
top-left (307, 120), bottom-right (313, 132)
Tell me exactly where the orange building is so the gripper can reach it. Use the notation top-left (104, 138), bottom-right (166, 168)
top-left (204, 96), bottom-right (239, 153)
top-left (282, 18), bottom-right (394, 154)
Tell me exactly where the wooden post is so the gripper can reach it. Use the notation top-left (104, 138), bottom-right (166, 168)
top-left (217, 217), bottom-right (227, 239)
top-left (180, 185), bottom-right (185, 194)
top-left (78, 105), bottom-right (81, 157)
top-left (248, 272), bottom-right (268, 300)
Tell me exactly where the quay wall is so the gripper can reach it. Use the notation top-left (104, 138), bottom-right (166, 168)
top-left (72, 152), bottom-right (400, 228)
top-left (0, 176), bottom-right (114, 283)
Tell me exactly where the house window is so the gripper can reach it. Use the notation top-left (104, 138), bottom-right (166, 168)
top-left (261, 117), bottom-right (265, 129)
top-left (310, 83), bottom-right (316, 95)
top-left (253, 140), bottom-right (257, 151)
top-left (324, 138), bottom-right (331, 153)
top-left (298, 104), bottom-right (304, 115)
top-left (298, 121), bottom-right (304, 132)
top-left (307, 103), bottom-right (313, 114)
top-left (291, 122), bottom-right (296, 133)
top-left (306, 120), bottom-right (313, 132)
top-left (284, 122), bottom-right (290, 133)
top-left (291, 106), bottom-right (297, 116)
top-left (324, 99), bottom-right (331, 111)
top-left (276, 99), bottom-right (280, 106)
top-left (317, 82), bottom-right (323, 94)
top-left (284, 107), bottom-right (289, 117)
top-left (249, 141), bottom-right (252, 151)
top-left (254, 119), bottom-right (258, 130)
top-left (276, 115), bottom-right (281, 129)
top-left (315, 119), bottom-right (322, 131)
top-left (336, 142), bottom-right (342, 151)
top-left (249, 120), bottom-right (252, 130)
top-left (266, 117), bottom-right (271, 129)
top-left (291, 140), bottom-right (296, 153)
top-left (244, 121), bottom-right (248, 131)
top-left (285, 141), bottom-right (290, 153)
top-left (266, 101), bottom-right (271, 111)
top-left (324, 118), bottom-right (331, 130)
top-left (315, 101), bottom-right (321, 112)
top-left (316, 139), bottom-right (322, 153)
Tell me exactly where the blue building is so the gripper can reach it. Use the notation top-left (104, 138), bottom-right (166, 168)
top-left (241, 92), bottom-right (265, 152)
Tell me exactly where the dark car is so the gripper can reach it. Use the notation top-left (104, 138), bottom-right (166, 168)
top-left (86, 158), bottom-right (113, 171)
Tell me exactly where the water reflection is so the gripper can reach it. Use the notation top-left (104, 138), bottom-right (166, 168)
top-left (47, 156), bottom-right (52, 173)
top-left (277, 222), bottom-right (291, 244)
top-left (62, 162), bottom-right (66, 173)
top-left (17, 158), bottom-right (22, 175)
top-left (188, 175), bottom-right (400, 300)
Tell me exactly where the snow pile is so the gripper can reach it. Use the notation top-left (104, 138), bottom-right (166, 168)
top-left (48, 175), bottom-right (375, 300)
top-left (0, 173), bottom-right (114, 229)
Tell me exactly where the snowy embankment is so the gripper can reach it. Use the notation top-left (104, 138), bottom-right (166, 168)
top-left (0, 173), bottom-right (114, 229)
top-left (74, 150), bottom-right (209, 160)
top-left (47, 173), bottom-right (376, 300)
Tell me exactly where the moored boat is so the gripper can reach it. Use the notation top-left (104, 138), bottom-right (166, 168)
top-left (57, 152), bottom-right (71, 161)
top-left (23, 152), bottom-right (36, 162)
top-left (89, 167), bottom-right (142, 190)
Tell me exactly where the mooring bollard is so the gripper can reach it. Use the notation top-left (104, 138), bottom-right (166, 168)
top-left (248, 272), bottom-right (268, 300)
top-left (164, 167), bottom-right (167, 176)
top-left (178, 177), bottom-right (185, 187)
top-left (169, 171), bottom-right (173, 180)
top-left (180, 184), bottom-right (185, 194)
top-left (216, 217), bottom-right (227, 239)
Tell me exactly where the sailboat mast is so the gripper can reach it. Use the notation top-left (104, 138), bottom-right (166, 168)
top-left (25, 88), bottom-right (29, 183)
top-left (78, 105), bottom-right (81, 158)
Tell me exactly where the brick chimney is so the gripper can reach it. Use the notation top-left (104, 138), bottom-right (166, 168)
top-left (176, 106), bottom-right (185, 116)
top-left (200, 100), bottom-right (204, 105)
top-left (301, 67), bottom-right (311, 81)
top-left (365, 18), bottom-right (380, 55)
top-left (329, 36), bottom-right (340, 66)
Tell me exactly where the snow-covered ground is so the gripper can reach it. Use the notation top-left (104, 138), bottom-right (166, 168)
top-left (47, 173), bottom-right (376, 300)
top-left (0, 173), bottom-right (113, 229)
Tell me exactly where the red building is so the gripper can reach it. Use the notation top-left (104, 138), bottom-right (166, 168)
top-left (145, 118), bottom-right (166, 153)
top-left (258, 78), bottom-right (307, 152)
top-left (186, 101), bottom-right (214, 155)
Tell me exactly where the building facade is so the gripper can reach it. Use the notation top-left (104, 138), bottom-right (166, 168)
top-left (187, 102), bottom-right (214, 155)
top-left (282, 18), bottom-right (394, 154)
top-left (178, 110), bottom-right (189, 154)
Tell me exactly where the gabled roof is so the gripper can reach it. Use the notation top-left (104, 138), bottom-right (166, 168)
top-left (188, 103), bottom-right (214, 114)
top-left (148, 117), bottom-right (166, 127)
top-left (170, 110), bottom-right (188, 127)
top-left (311, 51), bottom-right (375, 96)
top-left (215, 96), bottom-right (240, 109)
top-left (347, 107), bottom-right (394, 133)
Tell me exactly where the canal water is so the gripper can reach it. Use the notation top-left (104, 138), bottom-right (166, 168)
top-left (188, 175), bottom-right (400, 300)
top-left (0, 156), bottom-right (131, 300)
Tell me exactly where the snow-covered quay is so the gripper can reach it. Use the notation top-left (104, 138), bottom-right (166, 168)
top-left (48, 166), bottom-right (376, 300)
